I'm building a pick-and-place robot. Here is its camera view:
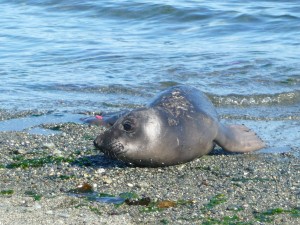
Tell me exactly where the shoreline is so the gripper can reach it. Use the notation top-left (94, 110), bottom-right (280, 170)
top-left (0, 122), bottom-right (299, 224)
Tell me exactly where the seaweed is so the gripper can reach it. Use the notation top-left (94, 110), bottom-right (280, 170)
top-left (160, 219), bottom-right (170, 224)
top-left (6, 155), bottom-right (74, 169)
top-left (25, 190), bottom-right (42, 201)
top-left (0, 189), bottom-right (14, 195)
top-left (50, 174), bottom-right (75, 180)
top-left (119, 192), bottom-right (139, 200)
top-left (231, 177), bottom-right (275, 183)
top-left (139, 201), bottom-right (163, 213)
top-left (253, 207), bottom-right (300, 222)
top-left (89, 206), bottom-right (102, 216)
top-left (202, 215), bottom-right (253, 225)
top-left (4, 154), bottom-right (97, 169)
top-left (202, 194), bottom-right (227, 212)
top-left (69, 183), bottom-right (194, 213)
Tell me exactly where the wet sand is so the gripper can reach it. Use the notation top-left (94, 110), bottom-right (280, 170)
top-left (0, 120), bottom-right (299, 224)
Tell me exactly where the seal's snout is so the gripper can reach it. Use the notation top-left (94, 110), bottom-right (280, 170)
top-left (94, 133), bottom-right (125, 159)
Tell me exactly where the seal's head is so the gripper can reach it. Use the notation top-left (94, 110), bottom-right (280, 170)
top-left (94, 108), bottom-right (172, 166)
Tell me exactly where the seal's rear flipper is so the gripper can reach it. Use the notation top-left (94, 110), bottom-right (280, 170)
top-left (215, 124), bottom-right (266, 153)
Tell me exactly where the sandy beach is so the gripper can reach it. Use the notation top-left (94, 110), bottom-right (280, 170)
top-left (1, 0), bottom-right (300, 224)
top-left (0, 120), bottom-right (299, 225)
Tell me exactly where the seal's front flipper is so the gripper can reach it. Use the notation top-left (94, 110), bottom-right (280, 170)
top-left (215, 124), bottom-right (266, 153)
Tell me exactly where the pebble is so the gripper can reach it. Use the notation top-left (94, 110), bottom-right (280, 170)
top-left (58, 220), bottom-right (66, 224)
top-left (52, 149), bottom-right (63, 156)
top-left (102, 177), bottom-right (113, 184)
top-left (58, 213), bottom-right (70, 218)
top-left (136, 181), bottom-right (150, 188)
top-left (13, 149), bottom-right (26, 155)
top-left (96, 168), bottom-right (106, 174)
top-left (226, 204), bottom-right (242, 211)
top-left (93, 183), bottom-right (98, 191)
top-left (127, 183), bottom-right (134, 187)
top-left (42, 143), bottom-right (56, 149)
top-left (33, 203), bottom-right (42, 209)
top-left (46, 210), bottom-right (54, 215)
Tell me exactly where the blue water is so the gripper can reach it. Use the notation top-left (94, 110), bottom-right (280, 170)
top-left (0, 1), bottom-right (299, 148)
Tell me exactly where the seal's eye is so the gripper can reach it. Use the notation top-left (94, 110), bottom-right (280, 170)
top-left (122, 121), bottom-right (134, 132)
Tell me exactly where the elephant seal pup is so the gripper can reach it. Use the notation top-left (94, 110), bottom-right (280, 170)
top-left (94, 85), bottom-right (265, 167)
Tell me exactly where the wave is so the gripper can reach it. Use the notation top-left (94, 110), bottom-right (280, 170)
top-left (1, 1), bottom-right (233, 24)
top-left (32, 82), bottom-right (300, 107)
top-left (40, 1), bottom-right (300, 24)
top-left (31, 83), bottom-right (152, 97)
top-left (210, 90), bottom-right (300, 106)
top-left (221, 114), bottom-right (300, 121)
top-left (4, 0), bottom-right (300, 29)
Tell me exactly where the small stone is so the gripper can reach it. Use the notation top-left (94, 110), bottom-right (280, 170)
top-left (58, 220), bottom-right (65, 225)
top-left (102, 177), bottom-right (112, 184)
top-left (42, 143), bottom-right (55, 149)
top-left (25, 207), bottom-right (34, 212)
top-left (93, 183), bottom-right (98, 191)
top-left (177, 164), bottom-right (186, 170)
top-left (227, 204), bottom-right (243, 211)
top-left (226, 190), bottom-right (233, 195)
top-left (52, 149), bottom-right (63, 156)
top-left (96, 168), bottom-right (106, 174)
top-left (243, 204), bottom-right (249, 209)
top-left (13, 149), bottom-right (26, 155)
top-left (136, 181), bottom-right (150, 188)
top-left (33, 203), bottom-right (42, 209)
top-left (127, 183), bottom-right (134, 187)
top-left (46, 210), bottom-right (54, 215)
top-left (58, 213), bottom-right (70, 218)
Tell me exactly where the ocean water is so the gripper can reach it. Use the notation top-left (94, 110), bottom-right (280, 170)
top-left (0, 1), bottom-right (299, 149)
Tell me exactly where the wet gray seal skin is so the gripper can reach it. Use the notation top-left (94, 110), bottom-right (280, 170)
top-left (94, 85), bottom-right (265, 167)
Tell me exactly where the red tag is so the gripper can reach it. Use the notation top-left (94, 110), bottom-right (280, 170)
top-left (95, 115), bottom-right (103, 120)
